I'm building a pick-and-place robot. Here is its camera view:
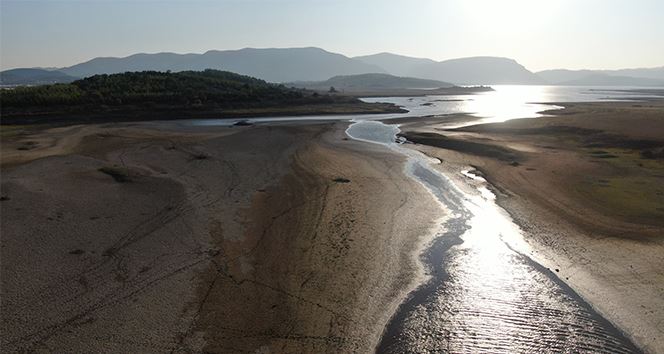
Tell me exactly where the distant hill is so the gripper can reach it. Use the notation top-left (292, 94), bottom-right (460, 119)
top-left (539, 67), bottom-right (664, 82)
top-left (604, 67), bottom-right (664, 80)
top-left (357, 53), bottom-right (543, 85)
top-left (536, 69), bottom-right (597, 84)
top-left (409, 56), bottom-right (545, 85)
top-left (59, 47), bottom-right (386, 83)
top-left (11, 49), bottom-right (543, 86)
top-left (354, 53), bottom-right (437, 77)
top-left (288, 73), bottom-right (454, 92)
top-left (59, 53), bottom-right (199, 78)
top-left (537, 69), bottom-right (664, 86)
top-left (0, 68), bottom-right (78, 86)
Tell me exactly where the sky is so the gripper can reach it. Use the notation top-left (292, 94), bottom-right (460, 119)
top-left (1, 0), bottom-right (663, 72)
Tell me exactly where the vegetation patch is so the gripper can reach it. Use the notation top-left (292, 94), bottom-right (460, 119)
top-left (579, 147), bottom-right (664, 225)
top-left (0, 125), bottom-right (32, 138)
top-left (581, 175), bottom-right (664, 224)
top-left (582, 133), bottom-right (662, 151)
top-left (460, 122), bottom-right (664, 161)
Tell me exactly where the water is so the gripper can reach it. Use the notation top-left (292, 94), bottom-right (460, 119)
top-left (345, 89), bottom-right (644, 353)
top-left (189, 85), bottom-right (655, 352)
top-left (189, 85), bottom-right (663, 127)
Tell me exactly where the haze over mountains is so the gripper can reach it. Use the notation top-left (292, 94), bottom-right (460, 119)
top-left (536, 68), bottom-right (664, 86)
top-left (0, 68), bottom-right (78, 86)
top-left (355, 53), bottom-right (545, 85)
top-left (1, 47), bottom-right (663, 87)
top-left (288, 73), bottom-right (454, 92)
top-left (61, 48), bottom-right (385, 82)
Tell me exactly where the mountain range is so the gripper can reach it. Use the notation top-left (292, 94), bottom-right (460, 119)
top-left (1, 47), bottom-right (663, 87)
top-left (60, 48), bottom-right (385, 82)
top-left (355, 53), bottom-right (545, 85)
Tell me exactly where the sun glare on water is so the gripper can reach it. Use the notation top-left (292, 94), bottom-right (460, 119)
top-left (461, 85), bottom-right (556, 123)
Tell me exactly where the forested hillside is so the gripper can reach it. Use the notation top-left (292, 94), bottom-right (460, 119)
top-left (1, 70), bottom-right (402, 124)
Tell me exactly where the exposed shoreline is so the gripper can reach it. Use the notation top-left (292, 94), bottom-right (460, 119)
top-left (0, 120), bottom-right (441, 352)
top-left (0, 101), bottom-right (406, 126)
top-left (3, 99), bottom-right (662, 353)
top-left (398, 100), bottom-right (664, 353)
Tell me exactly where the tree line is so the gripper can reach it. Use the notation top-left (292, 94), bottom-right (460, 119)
top-left (1, 69), bottom-right (354, 109)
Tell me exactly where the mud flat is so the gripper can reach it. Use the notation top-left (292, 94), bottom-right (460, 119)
top-left (399, 100), bottom-right (664, 353)
top-left (0, 120), bottom-right (441, 352)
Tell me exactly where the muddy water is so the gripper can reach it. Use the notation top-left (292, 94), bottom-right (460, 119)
top-left (346, 104), bottom-right (641, 353)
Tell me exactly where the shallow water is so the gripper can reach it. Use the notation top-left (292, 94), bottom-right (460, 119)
top-left (345, 91), bottom-right (642, 353)
top-left (189, 85), bottom-right (653, 352)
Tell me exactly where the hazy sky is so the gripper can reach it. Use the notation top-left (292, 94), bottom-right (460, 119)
top-left (2, 0), bottom-right (663, 71)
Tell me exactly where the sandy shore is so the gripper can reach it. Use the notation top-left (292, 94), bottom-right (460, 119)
top-left (399, 101), bottom-right (664, 353)
top-left (0, 120), bottom-right (441, 352)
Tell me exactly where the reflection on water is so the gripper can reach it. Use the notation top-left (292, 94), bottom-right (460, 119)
top-left (346, 93), bottom-right (641, 353)
top-left (190, 85), bottom-right (661, 128)
top-left (362, 84), bottom-right (663, 125)
top-left (384, 167), bottom-right (639, 353)
top-left (361, 85), bottom-right (560, 124)
top-left (461, 86), bottom-right (559, 123)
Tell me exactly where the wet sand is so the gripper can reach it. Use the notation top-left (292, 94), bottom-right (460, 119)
top-left (1, 121), bottom-right (441, 352)
top-left (399, 101), bottom-right (664, 353)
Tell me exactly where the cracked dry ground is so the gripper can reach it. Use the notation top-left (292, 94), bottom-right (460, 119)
top-left (1, 122), bottom-right (440, 353)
